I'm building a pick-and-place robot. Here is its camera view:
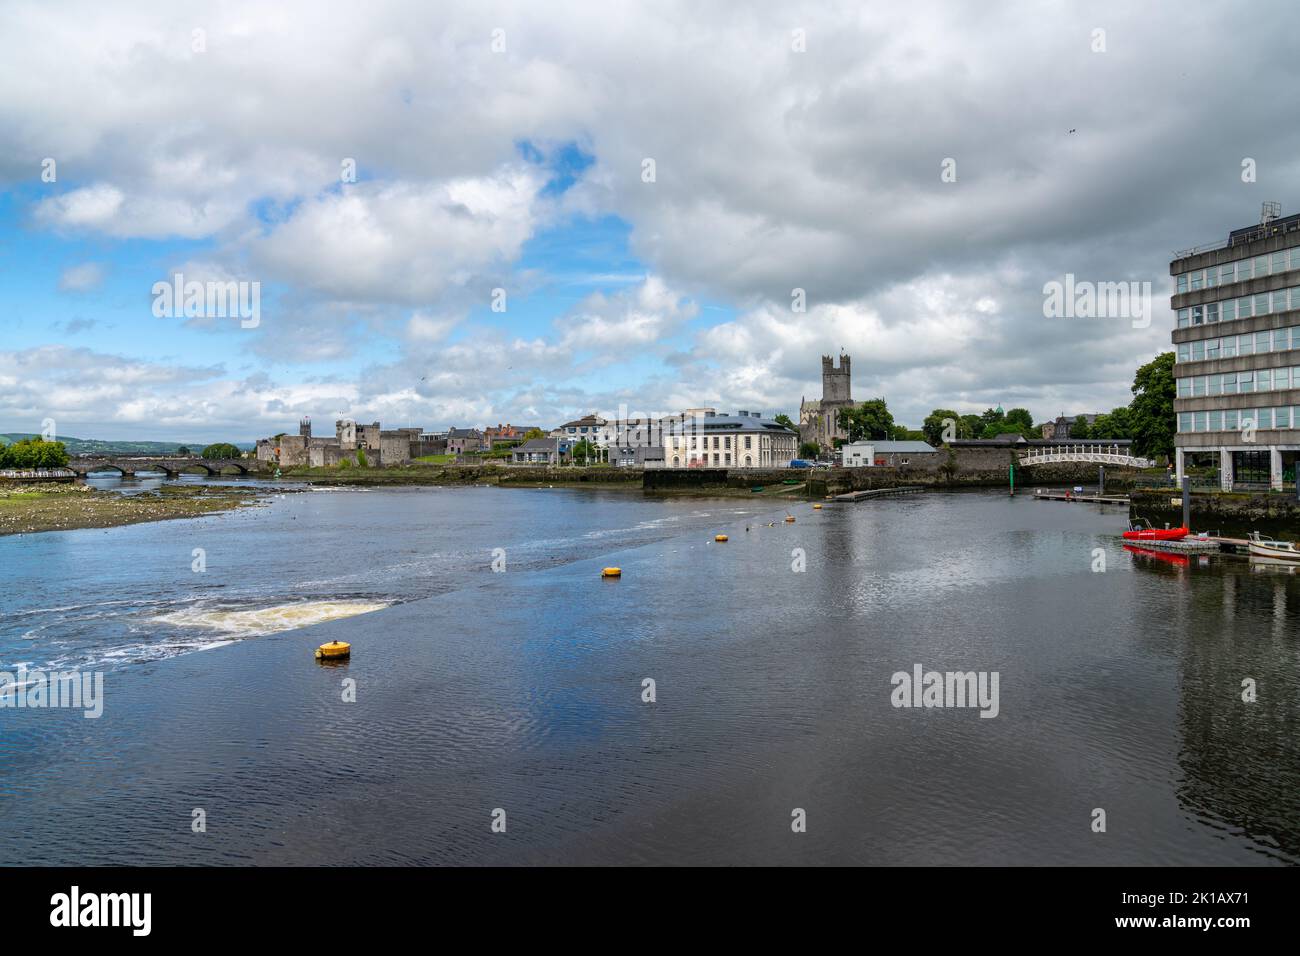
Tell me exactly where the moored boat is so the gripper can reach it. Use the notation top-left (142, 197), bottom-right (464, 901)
top-left (1122, 518), bottom-right (1189, 542)
top-left (1247, 532), bottom-right (1300, 561)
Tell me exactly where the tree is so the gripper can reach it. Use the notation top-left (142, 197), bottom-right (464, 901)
top-left (0, 437), bottom-right (69, 468)
top-left (923, 409), bottom-right (960, 446)
top-left (1071, 415), bottom-right (1091, 439)
top-left (799, 441), bottom-right (820, 460)
top-left (571, 438), bottom-right (599, 465)
top-left (773, 413), bottom-right (796, 431)
top-left (355, 447), bottom-right (369, 468)
top-left (1003, 408), bottom-right (1036, 437)
top-left (201, 443), bottom-right (242, 459)
top-left (1089, 407), bottom-right (1133, 440)
top-left (176, 445), bottom-right (191, 456)
top-left (838, 399), bottom-right (894, 442)
top-left (1130, 351), bottom-right (1175, 460)
top-left (524, 428), bottom-right (545, 439)
top-left (959, 414), bottom-right (983, 440)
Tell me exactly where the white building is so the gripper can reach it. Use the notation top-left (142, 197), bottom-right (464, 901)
top-left (840, 440), bottom-right (937, 467)
top-left (661, 411), bottom-right (798, 468)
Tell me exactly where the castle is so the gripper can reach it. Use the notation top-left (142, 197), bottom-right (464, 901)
top-left (256, 418), bottom-right (443, 468)
top-left (799, 354), bottom-right (853, 452)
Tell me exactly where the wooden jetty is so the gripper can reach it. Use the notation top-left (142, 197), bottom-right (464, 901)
top-left (833, 486), bottom-right (925, 502)
top-left (1032, 489), bottom-right (1129, 506)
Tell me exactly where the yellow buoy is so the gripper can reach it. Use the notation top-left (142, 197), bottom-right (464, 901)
top-left (315, 640), bottom-right (351, 660)
top-left (812, 504), bottom-right (823, 510)
top-left (785, 516), bottom-right (796, 523)
top-left (715, 534), bottom-right (729, 542)
top-left (602, 567), bottom-right (622, 578)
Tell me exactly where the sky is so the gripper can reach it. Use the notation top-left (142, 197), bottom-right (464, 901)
top-left (1, 0), bottom-right (1298, 444)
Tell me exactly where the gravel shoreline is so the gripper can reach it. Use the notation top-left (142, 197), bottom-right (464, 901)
top-left (0, 482), bottom-right (272, 535)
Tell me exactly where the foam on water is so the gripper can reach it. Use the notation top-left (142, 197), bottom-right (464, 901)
top-left (154, 600), bottom-right (389, 638)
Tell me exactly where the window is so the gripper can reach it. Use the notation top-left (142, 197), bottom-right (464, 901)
top-left (724, 453), bottom-right (731, 465)
top-left (1206, 302), bottom-right (1219, 323)
top-left (1194, 412), bottom-right (1208, 432)
top-left (1238, 259), bottom-right (1254, 281)
top-left (1177, 308), bottom-right (1190, 328)
top-left (1220, 263), bottom-right (1235, 285)
top-left (1177, 274), bottom-right (1188, 293)
top-left (1209, 410), bottom-right (1223, 431)
top-left (1254, 256), bottom-right (1269, 277)
top-left (1192, 376), bottom-right (1206, 396)
top-left (1256, 331), bottom-right (1271, 353)
top-left (1239, 372), bottom-right (1254, 393)
top-left (1208, 374), bottom-right (1223, 395)
top-left (1224, 409), bottom-right (1238, 431)
top-left (1177, 343), bottom-right (1191, 362)
top-left (1272, 251), bottom-right (1286, 274)
top-left (1177, 377), bottom-right (1192, 398)
top-left (1221, 299), bottom-right (1236, 321)
top-left (744, 436), bottom-right (752, 449)
top-left (724, 437), bottom-right (731, 449)
top-left (1255, 293), bottom-right (1270, 316)
top-left (1178, 412), bottom-right (1192, 433)
top-left (1223, 373), bottom-right (1238, 394)
top-left (1192, 305), bottom-right (1204, 325)
top-left (1257, 369), bottom-right (1272, 391)
top-left (744, 455), bottom-right (752, 466)
top-left (1191, 340), bottom-right (1205, 361)
top-left (1191, 271), bottom-right (1203, 291)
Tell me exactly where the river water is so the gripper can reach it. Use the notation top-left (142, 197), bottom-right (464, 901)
top-left (0, 481), bottom-right (1297, 865)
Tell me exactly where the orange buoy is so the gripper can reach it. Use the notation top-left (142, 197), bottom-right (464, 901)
top-left (812, 504), bottom-right (823, 510)
top-left (715, 534), bottom-right (728, 542)
top-left (601, 567), bottom-right (622, 578)
top-left (785, 516), bottom-right (796, 523)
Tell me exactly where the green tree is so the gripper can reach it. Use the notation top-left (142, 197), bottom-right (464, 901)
top-left (1003, 408), bottom-right (1036, 437)
top-left (524, 428), bottom-right (545, 439)
top-left (922, 409), bottom-right (960, 446)
top-left (355, 447), bottom-right (369, 468)
top-left (0, 437), bottom-right (69, 468)
top-left (774, 413), bottom-right (796, 431)
top-left (959, 414), bottom-right (983, 440)
top-left (176, 445), bottom-right (191, 456)
top-left (201, 443), bottom-right (242, 459)
top-left (1071, 415), bottom-right (1091, 439)
top-left (571, 438), bottom-right (600, 464)
top-left (799, 441), bottom-right (820, 459)
top-left (1089, 407), bottom-right (1133, 440)
top-left (1130, 351), bottom-right (1175, 460)
top-left (838, 399), bottom-right (894, 442)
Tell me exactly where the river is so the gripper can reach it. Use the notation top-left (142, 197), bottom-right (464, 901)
top-left (0, 481), bottom-right (1297, 865)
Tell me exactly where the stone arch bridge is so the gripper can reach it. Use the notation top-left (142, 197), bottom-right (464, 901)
top-left (68, 456), bottom-right (268, 478)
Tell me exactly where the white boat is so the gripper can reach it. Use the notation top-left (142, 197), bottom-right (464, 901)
top-left (1247, 532), bottom-right (1300, 561)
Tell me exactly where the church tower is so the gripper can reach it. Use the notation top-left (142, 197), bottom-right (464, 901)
top-left (821, 354), bottom-right (852, 404)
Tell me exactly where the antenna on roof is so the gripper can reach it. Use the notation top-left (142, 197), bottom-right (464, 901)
top-left (1262, 201), bottom-right (1281, 226)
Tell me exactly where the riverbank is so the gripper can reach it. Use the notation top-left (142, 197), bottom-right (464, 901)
top-left (0, 481), bottom-right (271, 535)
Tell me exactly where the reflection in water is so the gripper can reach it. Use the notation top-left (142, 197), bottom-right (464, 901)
top-left (1128, 553), bottom-right (1300, 862)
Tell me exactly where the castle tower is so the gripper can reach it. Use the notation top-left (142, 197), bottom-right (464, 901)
top-left (821, 354), bottom-right (851, 405)
top-left (299, 417), bottom-right (311, 439)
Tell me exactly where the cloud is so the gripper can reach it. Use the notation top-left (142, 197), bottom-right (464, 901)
top-left (4, 0), bottom-right (1298, 434)
top-left (57, 262), bottom-right (106, 292)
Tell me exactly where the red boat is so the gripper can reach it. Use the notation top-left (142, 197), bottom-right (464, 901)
top-left (1122, 518), bottom-right (1189, 542)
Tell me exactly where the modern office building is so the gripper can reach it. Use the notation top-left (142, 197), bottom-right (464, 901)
top-left (1170, 205), bottom-right (1300, 490)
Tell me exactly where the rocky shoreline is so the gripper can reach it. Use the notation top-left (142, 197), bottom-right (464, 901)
top-left (0, 482), bottom-right (272, 536)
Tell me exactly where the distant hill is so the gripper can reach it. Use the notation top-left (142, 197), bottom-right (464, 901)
top-left (0, 434), bottom-right (255, 455)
